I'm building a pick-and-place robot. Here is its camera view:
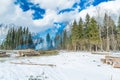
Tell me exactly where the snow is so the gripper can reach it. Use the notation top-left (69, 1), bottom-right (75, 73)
top-left (0, 51), bottom-right (120, 80)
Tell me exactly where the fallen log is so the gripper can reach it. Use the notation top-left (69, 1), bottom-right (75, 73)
top-left (0, 51), bottom-right (10, 57)
top-left (92, 52), bottom-right (111, 55)
top-left (10, 62), bottom-right (56, 67)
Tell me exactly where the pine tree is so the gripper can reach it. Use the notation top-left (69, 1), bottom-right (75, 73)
top-left (78, 17), bottom-right (84, 50)
top-left (95, 6), bottom-right (103, 51)
top-left (103, 13), bottom-right (110, 51)
top-left (54, 34), bottom-right (60, 49)
top-left (85, 13), bottom-right (91, 51)
top-left (67, 35), bottom-right (72, 50)
top-left (63, 30), bottom-right (67, 49)
top-left (88, 17), bottom-right (100, 51)
top-left (26, 27), bottom-right (29, 47)
top-left (109, 16), bottom-right (116, 51)
top-left (46, 33), bottom-right (51, 49)
top-left (12, 27), bottom-right (15, 49)
top-left (28, 32), bottom-right (33, 48)
top-left (116, 16), bottom-right (120, 50)
top-left (71, 20), bottom-right (78, 51)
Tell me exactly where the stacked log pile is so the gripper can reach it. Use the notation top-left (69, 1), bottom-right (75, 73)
top-left (101, 55), bottom-right (120, 68)
top-left (0, 51), bottom-right (10, 57)
top-left (18, 49), bottom-right (40, 57)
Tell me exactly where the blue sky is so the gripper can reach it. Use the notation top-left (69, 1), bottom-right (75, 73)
top-left (0, 0), bottom-right (119, 36)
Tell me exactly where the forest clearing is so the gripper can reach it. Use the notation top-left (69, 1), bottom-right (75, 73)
top-left (0, 51), bottom-right (120, 80)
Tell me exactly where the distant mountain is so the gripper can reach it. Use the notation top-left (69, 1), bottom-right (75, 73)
top-left (32, 23), bottom-right (66, 50)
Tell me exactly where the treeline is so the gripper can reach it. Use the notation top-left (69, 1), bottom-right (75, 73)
top-left (1, 13), bottom-right (120, 51)
top-left (0, 27), bottom-right (33, 49)
top-left (61, 13), bottom-right (120, 51)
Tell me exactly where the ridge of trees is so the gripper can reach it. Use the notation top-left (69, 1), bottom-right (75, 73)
top-left (0, 26), bottom-right (33, 49)
top-left (1, 13), bottom-right (120, 51)
top-left (61, 13), bottom-right (120, 51)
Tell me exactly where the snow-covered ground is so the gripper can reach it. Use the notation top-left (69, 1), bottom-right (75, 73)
top-left (0, 51), bottom-right (120, 80)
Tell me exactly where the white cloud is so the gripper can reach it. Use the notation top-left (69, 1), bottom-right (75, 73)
top-left (31, 0), bottom-right (80, 10)
top-left (75, 0), bottom-right (120, 25)
top-left (31, 0), bottom-right (80, 31)
top-left (0, 0), bottom-right (13, 15)
top-left (33, 10), bottom-right (57, 28)
top-left (0, 0), bottom-right (80, 32)
top-left (0, 0), bottom-right (42, 32)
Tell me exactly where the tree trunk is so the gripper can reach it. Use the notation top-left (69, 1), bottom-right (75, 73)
top-left (89, 44), bottom-right (92, 51)
top-left (95, 45), bottom-right (97, 51)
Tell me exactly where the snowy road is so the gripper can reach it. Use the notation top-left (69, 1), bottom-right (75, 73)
top-left (0, 51), bottom-right (120, 80)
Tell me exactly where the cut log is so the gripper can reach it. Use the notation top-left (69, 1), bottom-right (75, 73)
top-left (18, 49), bottom-right (40, 57)
top-left (101, 58), bottom-right (106, 63)
top-left (101, 54), bottom-right (120, 68)
top-left (0, 51), bottom-right (10, 57)
top-left (101, 55), bottom-right (120, 66)
top-left (112, 58), bottom-right (120, 63)
top-left (113, 63), bottom-right (120, 68)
